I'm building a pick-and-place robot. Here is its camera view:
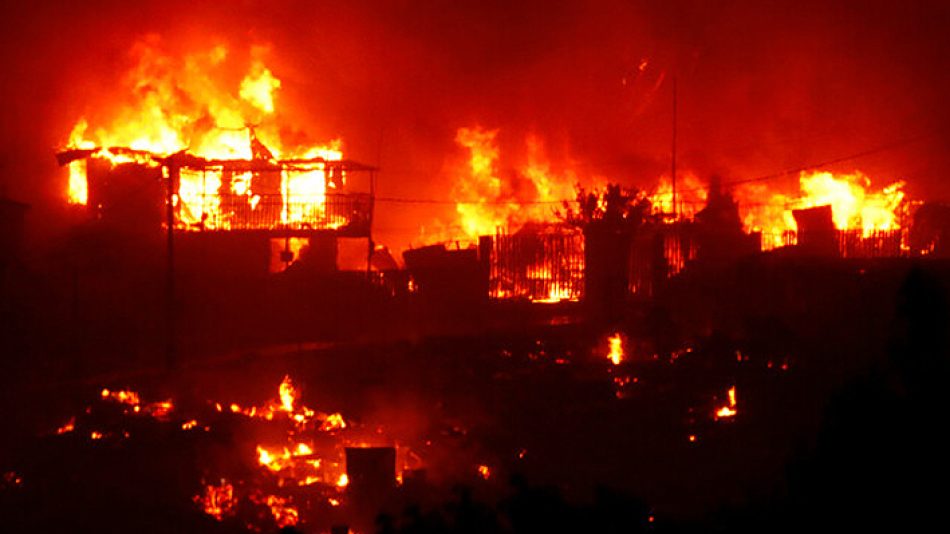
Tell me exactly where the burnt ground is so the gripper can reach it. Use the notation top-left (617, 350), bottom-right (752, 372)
top-left (1, 259), bottom-right (949, 532)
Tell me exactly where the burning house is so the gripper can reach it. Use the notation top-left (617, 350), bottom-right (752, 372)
top-left (56, 141), bottom-right (377, 274)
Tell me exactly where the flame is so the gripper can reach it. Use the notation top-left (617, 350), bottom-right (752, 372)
top-left (336, 473), bottom-right (349, 487)
top-left (607, 333), bottom-right (624, 365)
top-left (62, 38), bottom-right (344, 232)
top-left (477, 464), bottom-right (491, 480)
top-left (714, 386), bottom-right (738, 420)
top-left (321, 412), bottom-right (347, 431)
top-left (449, 128), bottom-right (577, 243)
top-left (101, 388), bottom-right (140, 406)
top-left (194, 480), bottom-right (236, 520)
top-left (56, 417), bottom-right (76, 435)
top-left (649, 172), bottom-right (708, 218)
top-left (278, 375), bottom-right (296, 412)
top-left (737, 170), bottom-right (905, 248)
top-left (260, 494), bottom-right (298, 527)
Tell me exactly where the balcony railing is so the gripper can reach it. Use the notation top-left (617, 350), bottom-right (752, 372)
top-left (176, 192), bottom-right (372, 236)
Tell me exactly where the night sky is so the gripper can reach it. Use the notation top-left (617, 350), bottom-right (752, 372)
top-left (1, 0), bottom-right (948, 251)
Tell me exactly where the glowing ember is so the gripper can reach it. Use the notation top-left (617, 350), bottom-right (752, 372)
top-left (101, 388), bottom-right (140, 406)
top-left (607, 333), bottom-right (625, 365)
top-left (321, 412), bottom-right (347, 431)
top-left (194, 480), bottom-right (236, 521)
top-left (477, 465), bottom-right (491, 480)
top-left (55, 417), bottom-right (75, 435)
top-left (256, 494), bottom-right (299, 528)
top-left (714, 386), bottom-right (738, 420)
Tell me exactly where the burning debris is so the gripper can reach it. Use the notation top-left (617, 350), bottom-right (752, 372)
top-left (714, 386), bottom-right (738, 421)
top-left (34, 375), bottom-right (426, 532)
top-left (607, 333), bottom-right (625, 366)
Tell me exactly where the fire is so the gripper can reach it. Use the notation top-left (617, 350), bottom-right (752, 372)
top-left (321, 413), bottom-right (347, 431)
top-left (336, 473), bottom-right (349, 487)
top-left (101, 388), bottom-right (140, 406)
top-left (714, 386), bottom-right (738, 420)
top-left (194, 480), bottom-right (236, 521)
top-left (99, 387), bottom-right (174, 419)
top-left (607, 333), bottom-right (625, 365)
top-left (649, 171), bottom-right (708, 218)
top-left (257, 494), bottom-right (298, 528)
top-left (278, 375), bottom-right (297, 412)
top-left (477, 464), bottom-right (491, 480)
top-left (737, 170), bottom-right (906, 248)
top-left (62, 38), bottom-right (344, 231)
top-left (449, 127), bottom-right (578, 243)
top-left (56, 417), bottom-right (75, 435)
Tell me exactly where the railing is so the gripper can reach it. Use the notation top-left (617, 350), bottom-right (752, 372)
top-left (757, 228), bottom-right (906, 258)
top-left (176, 193), bottom-right (372, 235)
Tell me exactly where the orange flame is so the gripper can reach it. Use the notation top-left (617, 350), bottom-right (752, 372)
top-left (607, 333), bottom-right (624, 365)
top-left (649, 172), bottom-right (708, 219)
top-left (737, 170), bottom-right (905, 248)
top-left (714, 386), bottom-right (738, 420)
top-left (194, 480), bottom-right (236, 521)
top-left (448, 127), bottom-right (578, 243)
top-left (62, 38), bottom-right (343, 231)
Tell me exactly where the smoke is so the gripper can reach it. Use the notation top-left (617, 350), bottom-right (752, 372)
top-left (2, 0), bottom-right (949, 251)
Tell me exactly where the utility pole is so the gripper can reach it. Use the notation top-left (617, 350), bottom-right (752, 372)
top-left (671, 76), bottom-right (678, 218)
top-left (165, 164), bottom-right (177, 372)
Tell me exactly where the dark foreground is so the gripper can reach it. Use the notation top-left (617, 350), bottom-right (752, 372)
top-left (1, 264), bottom-right (949, 532)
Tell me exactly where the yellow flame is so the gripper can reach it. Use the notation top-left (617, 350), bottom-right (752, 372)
top-left (278, 375), bottom-right (296, 412)
top-left (607, 333), bottom-right (624, 365)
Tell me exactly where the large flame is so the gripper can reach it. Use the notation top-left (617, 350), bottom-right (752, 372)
top-left (450, 127), bottom-right (577, 242)
top-left (736, 170), bottom-right (905, 249)
top-left (649, 172), bottom-right (708, 219)
top-left (63, 38), bottom-right (343, 231)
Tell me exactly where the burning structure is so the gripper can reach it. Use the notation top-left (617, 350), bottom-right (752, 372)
top-left (56, 142), bottom-right (377, 272)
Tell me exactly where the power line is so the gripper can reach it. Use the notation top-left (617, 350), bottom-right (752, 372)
top-left (374, 129), bottom-right (936, 207)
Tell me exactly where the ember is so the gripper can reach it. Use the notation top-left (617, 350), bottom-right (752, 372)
top-left (715, 386), bottom-right (738, 420)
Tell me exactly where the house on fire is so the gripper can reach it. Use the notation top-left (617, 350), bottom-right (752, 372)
top-left (56, 136), bottom-right (378, 275)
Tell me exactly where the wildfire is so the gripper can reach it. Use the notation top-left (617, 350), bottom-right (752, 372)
top-left (714, 386), bottom-right (738, 420)
top-left (62, 38), bottom-right (344, 231)
top-left (607, 333), bottom-right (625, 365)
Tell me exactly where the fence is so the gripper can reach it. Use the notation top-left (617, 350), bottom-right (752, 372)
top-left (489, 226), bottom-right (585, 302)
